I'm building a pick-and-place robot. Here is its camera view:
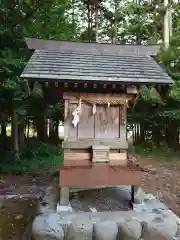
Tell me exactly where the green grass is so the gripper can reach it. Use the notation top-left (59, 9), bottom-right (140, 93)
top-left (0, 139), bottom-right (64, 174)
top-left (135, 142), bottom-right (180, 160)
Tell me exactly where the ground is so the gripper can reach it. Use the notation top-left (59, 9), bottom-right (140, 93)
top-left (139, 155), bottom-right (180, 215)
top-left (0, 155), bottom-right (180, 239)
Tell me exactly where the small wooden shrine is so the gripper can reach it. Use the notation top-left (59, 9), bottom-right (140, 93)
top-left (21, 38), bottom-right (173, 205)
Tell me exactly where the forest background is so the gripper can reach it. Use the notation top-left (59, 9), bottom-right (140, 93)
top-left (0, 0), bottom-right (180, 172)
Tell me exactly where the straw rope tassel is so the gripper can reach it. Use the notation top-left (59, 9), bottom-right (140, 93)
top-left (72, 98), bottom-right (82, 127)
top-left (92, 104), bottom-right (96, 115)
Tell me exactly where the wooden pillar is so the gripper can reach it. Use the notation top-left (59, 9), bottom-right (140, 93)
top-left (120, 104), bottom-right (127, 157)
top-left (120, 105), bottom-right (126, 140)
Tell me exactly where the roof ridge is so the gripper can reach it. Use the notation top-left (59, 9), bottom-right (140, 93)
top-left (25, 37), bottom-right (160, 47)
top-left (25, 38), bottom-right (160, 57)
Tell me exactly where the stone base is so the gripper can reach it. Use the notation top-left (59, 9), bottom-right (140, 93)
top-left (32, 192), bottom-right (180, 240)
top-left (32, 205), bottom-right (179, 240)
top-left (134, 187), bottom-right (145, 204)
top-left (57, 203), bottom-right (73, 213)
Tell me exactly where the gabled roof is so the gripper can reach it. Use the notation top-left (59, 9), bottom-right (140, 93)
top-left (25, 37), bottom-right (160, 56)
top-left (21, 38), bottom-right (173, 86)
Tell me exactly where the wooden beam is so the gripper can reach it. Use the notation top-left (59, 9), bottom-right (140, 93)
top-left (127, 85), bottom-right (138, 94)
top-left (62, 139), bottom-right (128, 149)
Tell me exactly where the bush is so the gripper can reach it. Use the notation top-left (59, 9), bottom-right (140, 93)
top-left (134, 141), bottom-right (180, 159)
top-left (0, 139), bottom-right (63, 173)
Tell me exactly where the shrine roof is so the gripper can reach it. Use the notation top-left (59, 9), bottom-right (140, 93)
top-left (20, 37), bottom-right (173, 85)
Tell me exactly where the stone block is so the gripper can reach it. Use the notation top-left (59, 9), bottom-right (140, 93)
top-left (32, 213), bottom-right (64, 240)
top-left (65, 216), bottom-right (93, 240)
top-left (142, 215), bottom-right (177, 240)
top-left (117, 219), bottom-right (142, 240)
top-left (93, 221), bottom-right (118, 240)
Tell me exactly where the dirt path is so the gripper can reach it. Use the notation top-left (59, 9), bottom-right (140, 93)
top-left (139, 156), bottom-right (180, 216)
top-left (0, 173), bottom-right (55, 240)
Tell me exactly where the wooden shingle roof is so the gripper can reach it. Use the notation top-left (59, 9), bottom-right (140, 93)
top-left (21, 38), bottom-right (173, 86)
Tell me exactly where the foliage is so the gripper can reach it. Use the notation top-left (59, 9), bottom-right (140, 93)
top-left (0, 139), bottom-right (63, 173)
top-left (135, 142), bottom-right (180, 160)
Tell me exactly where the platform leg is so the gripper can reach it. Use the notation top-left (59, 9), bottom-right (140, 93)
top-left (129, 185), bottom-right (135, 209)
top-left (60, 187), bottom-right (69, 205)
top-left (57, 187), bottom-right (73, 212)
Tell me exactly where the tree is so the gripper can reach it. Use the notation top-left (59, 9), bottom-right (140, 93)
top-left (0, 0), bottom-right (72, 159)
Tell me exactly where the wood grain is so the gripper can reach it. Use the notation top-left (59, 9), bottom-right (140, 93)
top-left (63, 152), bottom-right (127, 166)
top-left (64, 152), bottom-right (90, 161)
top-left (60, 164), bottom-right (144, 187)
top-left (78, 103), bottom-right (95, 138)
top-left (62, 139), bottom-right (128, 149)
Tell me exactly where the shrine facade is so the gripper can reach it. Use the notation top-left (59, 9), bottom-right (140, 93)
top-left (21, 38), bottom-right (173, 205)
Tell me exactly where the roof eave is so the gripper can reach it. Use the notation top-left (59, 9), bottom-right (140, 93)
top-left (20, 74), bottom-right (173, 86)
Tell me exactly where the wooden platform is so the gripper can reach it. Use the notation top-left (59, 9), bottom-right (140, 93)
top-left (59, 163), bottom-right (144, 188)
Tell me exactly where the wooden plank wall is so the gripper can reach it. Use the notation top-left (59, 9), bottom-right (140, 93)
top-left (95, 106), bottom-right (120, 139)
top-left (64, 102), bottom-right (123, 140)
top-left (63, 92), bottom-right (127, 154)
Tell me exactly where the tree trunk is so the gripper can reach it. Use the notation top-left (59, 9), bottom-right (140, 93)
top-left (152, 124), bottom-right (161, 146)
top-left (18, 123), bottom-right (25, 149)
top-left (35, 117), bottom-right (47, 142)
top-left (1, 120), bottom-right (8, 149)
top-left (87, 2), bottom-right (91, 42)
top-left (49, 119), bottom-right (54, 141)
top-left (140, 123), bottom-right (145, 142)
top-left (113, 0), bottom-right (118, 44)
top-left (95, 6), bottom-right (99, 42)
top-left (54, 120), bottom-right (59, 142)
top-left (111, 21), bottom-right (114, 43)
top-left (12, 109), bottom-right (19, 161)
top-left (1, 121), bottom-right (7, 137)
top-left (164, 0), bottom-right (170, 49)
top-left (26, 119), bottom-right (30, 138)
top-left (72, 0), bottom-right (76, 38)
top-left (169, 121), bottom-right (180, 150)
top-left (114, 18), bottom-right (117, 44)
